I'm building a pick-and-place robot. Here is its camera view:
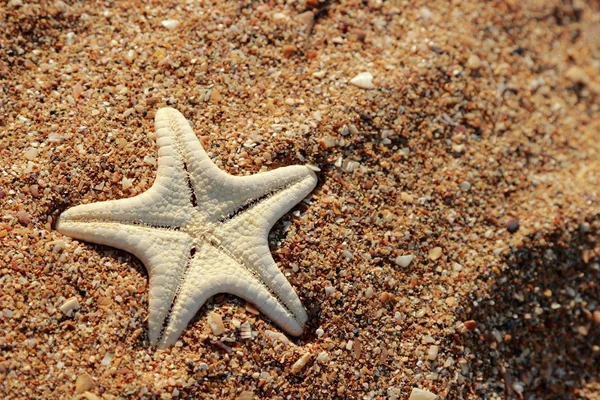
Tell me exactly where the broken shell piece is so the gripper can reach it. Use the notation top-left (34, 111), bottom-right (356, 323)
top-left (349, 72), bottom-right (375, 89)
top-left (161, 19), bottom-right (179, 30)
top-left (291, 352), bottom-right (312, 373)
top-left (408, 388), bottom-right (437, 400)
top-left (59, 297), bottom-right (80, 314)
top-left (240, 321), bottom-right (252, 339)
top-left (264, 330), bottom-right (290, 345)
top-left (207, 311), bottom-right (225, 335)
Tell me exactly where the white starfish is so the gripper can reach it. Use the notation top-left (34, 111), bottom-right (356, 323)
top-left (57, 108), bottom-right (317, 348)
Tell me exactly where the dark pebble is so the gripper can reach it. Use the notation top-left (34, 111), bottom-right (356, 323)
top-left (506, 218), bottom-right (520, 233)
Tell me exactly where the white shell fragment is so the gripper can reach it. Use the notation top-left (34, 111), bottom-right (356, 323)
top-left (240, 321), bottom-right (252, 339)
top-left (349, 72), bottom-right (375, 89)
top-left (409, 388), bottom-right (437, 400)
top-left (291, 352), bottom-right (312, 373)
top-left (395, 254), bottom-right (414, 268)
top-left (161, 19), bottom-right (180, 30)
top-left (59, 297), bottom-right (80, 314)
top-left (207, 311), bottom-right (225, 335)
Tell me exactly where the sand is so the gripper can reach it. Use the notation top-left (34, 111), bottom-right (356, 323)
top-left (1, 0), bottom-right (599, 398)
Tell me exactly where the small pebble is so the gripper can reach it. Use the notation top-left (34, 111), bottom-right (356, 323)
top-left (565, 66), bottom-right (588, 85)
top-left (236, 391), bottom-right (254, 400)
top-left (464, 320), bottom-right (476, 330)
top-left (466, 54), bottom-right (482, 69)
top-left (60, 297), bottom-right (79, 314)
top-left (506, 218), bottom-right (520, 233)
top-left (23, 148), bottom-right (38, 160)
top-left (427, 345), bottom-right (439, 360)
top-left (409, 388), bottom-right (437, 400)
top-left (429, 247), bottom-right (443, 261)
top-left (459, 181), bottom-right (471, 191)
top-left (75, 374), bottom-right (94, 394)
top-left (290, 352), bottom-right (311, 374)
top-left (400, 192), bottom-right (414, 203)
top-left (16, 211), bottom-right (31, 225)
top-left (395, 254), bottom-right (414, 267)
top-left (207, 311), bottom-right (225, 335)
top-left (349, 72), bottom-right (374, 89)
top-left (316, 351), bottom-right (329, 363)
top-left (161, 19), bottom-right (180, 30)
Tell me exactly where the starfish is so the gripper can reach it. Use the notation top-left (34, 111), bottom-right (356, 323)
top-left (56, 108), bottom-right (317, 348)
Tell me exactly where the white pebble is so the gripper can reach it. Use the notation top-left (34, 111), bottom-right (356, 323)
top-left (427, 345), bottom-right (439, 360)
top-left (315, 328), bottom-right (324, 338)
top-left (349, 72), bottom-right (374, 89)
top-left (161, 19), bottom-right (180, 30)
top-left (59, 297), bottom-right (79, 314)
top-left (409, 388), bottom-right (437, 400)
top-left (466, 54), bottom-right (482, 69)
top-left (395, 254), bottom-right (414, 267)
top-left (324, 286), bottom-right (336, 297)
top-left (290, 352), bottom-right (311, 374)
top-left (316, 351), bottom-right (329, 363)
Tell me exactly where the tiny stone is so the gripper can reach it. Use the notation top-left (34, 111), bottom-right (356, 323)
top-left (316, 351), bottom-right (329, 363)
top-left (429, 247), bottom-right (443, 261)
top-left (324, 286), bottom-right (335, 296)
top-left (452, 262), bottom-right (463, 272)
top-left (506, 218), bottom-right (520, 233)
top-left (349, 72), bottom-right (374, 89)
top-left (236, 391), bottom-right (254, 400)
top-left (315, 328), bottom-right (324, 338)
top-left (59, 297), bottom-right (80, 314)
top-left (464, 320), bottom-right (476, 330)
top-left (395, 254), bottom-right (414, 267)
top-left (161, 19), bottom-right (180, 30)
top-left (16, 211), bottom-right (31, 225)
top-left (290, 352), bottom-right (311, 374)
top-left (445, 297), bottom-right (456, 307)
top-left (459, 181), bottom-right (471, 191)
top-left (312, 70), bottom-right (326, 79)
top-left (29, 184), bottom-right (39, 197)
top-left (565, 66), bottom-right (588, 84)
top-left (427, 345), bottom-right (439, 360)
top-left (466, 54), bottom-right (482, 69)
top-left (207, 311), bottom-right (225, 335)
top-left (593, 310), bottom-right (600, 324)
top-left (282, 44), bottom-right (297, 57)
top-left (400, 192), bottom-right (414, 203)
top-left (23, 148), bottom-right (38, 160)
top-left (210, 88), bottom-right (223, 103)
top-left (409, 388), bottom-right (437, 400)
top-left (75, 373), bottom-right (94, 394)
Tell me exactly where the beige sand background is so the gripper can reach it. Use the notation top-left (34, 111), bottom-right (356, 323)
top-left (1, 0), bottom-right (599, 398)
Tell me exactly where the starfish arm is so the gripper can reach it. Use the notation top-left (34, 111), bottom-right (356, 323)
top-left (55, 221), bottom-right (193, 345)
top-left (57, 110), bottom-right (195, 228)
top-left (155, 107), bottom-right (317, 221)
top-left (159, 242), bottom-right (305, 348)
top-left (211, 171), bottom-right (316, 321)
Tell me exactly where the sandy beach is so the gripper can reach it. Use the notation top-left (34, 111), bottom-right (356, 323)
top-left (1, 0), bottom-right (599, 398)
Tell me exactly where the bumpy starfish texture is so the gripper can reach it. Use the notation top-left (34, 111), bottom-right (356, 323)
top-left (57, 108), bottom-right (317, 348)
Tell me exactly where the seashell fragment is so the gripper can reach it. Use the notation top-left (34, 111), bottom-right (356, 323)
top-left (240, 321), bottom-right (252, 339)
top-left (291, 352), bottom-right (312, 373)
top-left (207, 311), bottom-right (225, 335)
top-left (161, 19), bottom-right (179, 30)
top-left (408, 388), bottom-right (437, 400)
top-left (349, 72), bottom-right (374, 89)
top-left (59, 296), bottom-right (79, 314)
